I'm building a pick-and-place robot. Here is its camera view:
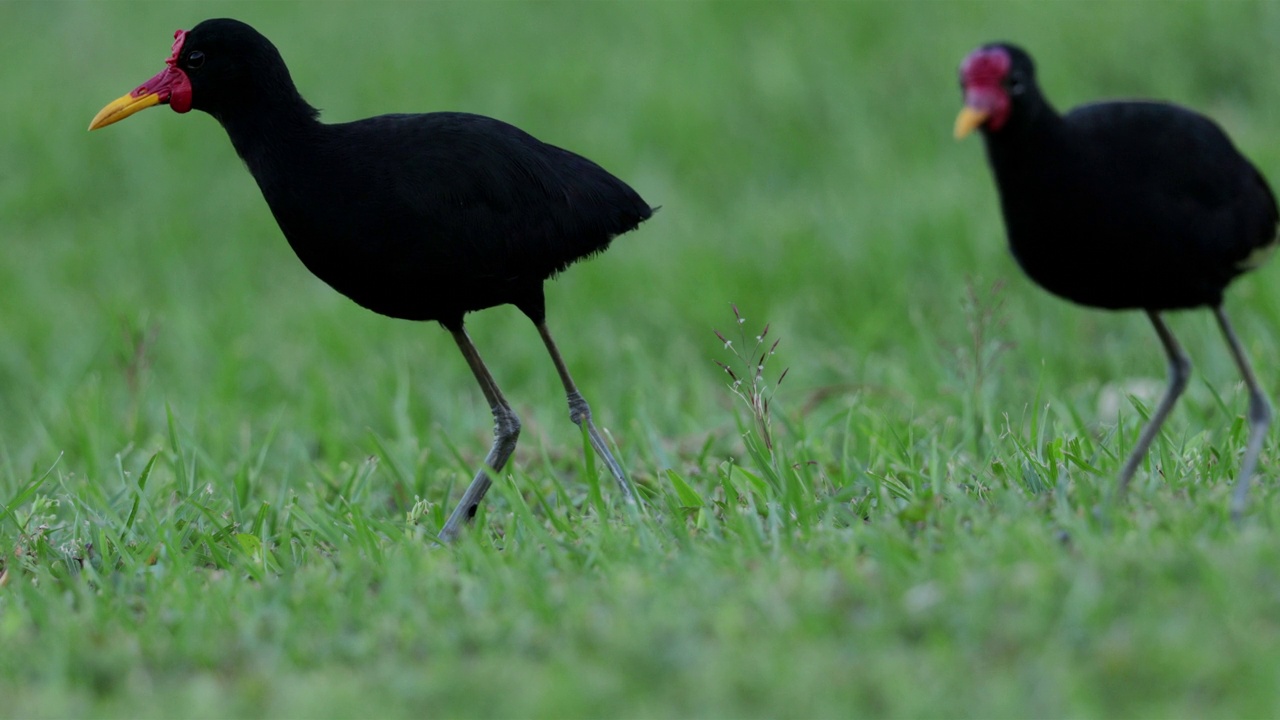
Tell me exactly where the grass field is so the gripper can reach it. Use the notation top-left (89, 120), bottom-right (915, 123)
top-left (5, 1), bottom-right (1280, 717)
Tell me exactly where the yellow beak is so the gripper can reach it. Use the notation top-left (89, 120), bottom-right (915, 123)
top-left (89, 91), bottom-right (162, 131)
top-left (953, 106), bottom-right (990, 140)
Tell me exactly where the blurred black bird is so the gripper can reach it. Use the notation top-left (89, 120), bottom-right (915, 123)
top-left (90, 18), bottom-right (652, 541)
top-left (956, 42), bottom-right (1275, 517)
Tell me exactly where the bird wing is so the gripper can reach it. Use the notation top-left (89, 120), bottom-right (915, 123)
top-left (1064, 101), bottom-right (1277, 269)
top-left (323, 112), bottom-right (651, 285)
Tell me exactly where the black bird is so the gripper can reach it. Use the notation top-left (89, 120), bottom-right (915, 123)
top-left (956, 42), bottom-right (1275, 517)
top-left (90, 19), bottom-right (652, 541)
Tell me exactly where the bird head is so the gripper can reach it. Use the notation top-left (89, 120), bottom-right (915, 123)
top-left (954, 43), bottom-right (1036, 139)
top-left (89, 19), bottom-right (295, 130)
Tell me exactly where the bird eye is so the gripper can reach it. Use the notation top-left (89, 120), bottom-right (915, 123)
top-left (1007, 75), bottom-right (1025, 95)
top-left (187, 51), bottom-right (205, 69)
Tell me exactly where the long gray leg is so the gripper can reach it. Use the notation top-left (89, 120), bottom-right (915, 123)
top-left (535, 321), bottom-right (637, 503)
top-left (1213, 306), bottom-right (1273, 520)
top-left (438, 327), bottom-right (522, 543)
top-left (1117, 311), bottom-right (1192, 496)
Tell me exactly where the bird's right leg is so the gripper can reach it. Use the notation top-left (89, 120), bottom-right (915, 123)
top-left (438, 327), bottom-right (522, 543)
top-left (1212, 305), bottom-right (1273, 520)
top-left (534, 321), bottom-right (638, 504)
top-left (1116, 310), bottom-right (1192, 496)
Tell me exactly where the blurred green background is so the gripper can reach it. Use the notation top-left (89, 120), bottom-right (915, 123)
top-left (5, 1), bottom-right (1280, 717)
top-left (7, 1), bottom-right (1280, 471)
top-left (8, 0), bottom-right (1278, 469)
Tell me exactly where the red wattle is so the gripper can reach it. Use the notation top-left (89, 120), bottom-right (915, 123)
top-left (124, 29), bottom-right (193, 113)
top-left (166, 29), bottom-right (193, 113)
top-left (959, 46), bottom-right (1013, 132)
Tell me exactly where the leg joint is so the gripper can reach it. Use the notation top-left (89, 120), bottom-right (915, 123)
top-left (493, 406), bottom-right (522, 440)
top-left (566, 391), bottom-right (592, 426)
top-left (1168, 352), bottom-right (1192, 391)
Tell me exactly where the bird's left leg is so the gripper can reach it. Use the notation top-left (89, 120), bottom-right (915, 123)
top-left (438, 327), bottom-right (523, 543)
top-left (535, 321), bottom-right (638, 503)
top-left (1117, 311), bottom-right (1192, 496)
top-left (1213, 305), bottom-right (1273, 520)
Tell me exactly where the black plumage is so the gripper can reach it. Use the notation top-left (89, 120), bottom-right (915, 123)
top-left (254, 111), bottom-right (649, 326)
top-left (956, 42), bottom-right (1275, 516)
top-left (91, 18), bottom-right (651, 540)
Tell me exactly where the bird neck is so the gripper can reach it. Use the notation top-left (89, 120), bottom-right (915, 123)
top-left (216, 97), bottom-right (322, 179)
top-left (982, 91), bottom-right (1065, 178)
top-left (985, 89), bottom-right (1062, 147)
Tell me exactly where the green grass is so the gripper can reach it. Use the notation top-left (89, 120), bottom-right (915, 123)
top-left (5, 1), bottom-right (1280, 716)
